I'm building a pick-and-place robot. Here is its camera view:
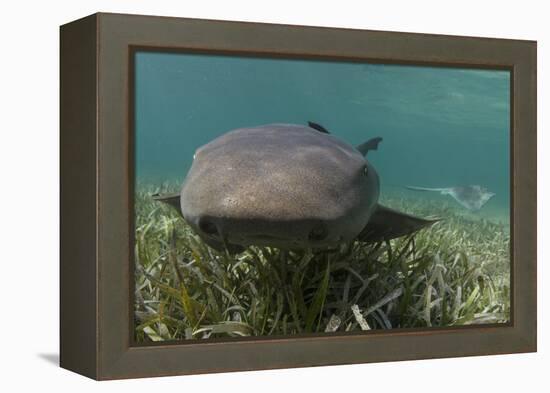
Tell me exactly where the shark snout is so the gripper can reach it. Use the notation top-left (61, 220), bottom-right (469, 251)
top-left (197, 216), bottom-right (218, 236)
top-left (193, 215), bottom-right (332, 247)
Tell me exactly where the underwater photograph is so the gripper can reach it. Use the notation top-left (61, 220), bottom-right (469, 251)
top-left (132, 51), bottom-right (511, 343)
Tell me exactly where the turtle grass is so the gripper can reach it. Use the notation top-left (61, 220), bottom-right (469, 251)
top-left (134, 184), bottom-right (510, 343)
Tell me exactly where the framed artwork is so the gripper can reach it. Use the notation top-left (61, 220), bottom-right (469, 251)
top-left (60, 13), bottom-right (536, 380)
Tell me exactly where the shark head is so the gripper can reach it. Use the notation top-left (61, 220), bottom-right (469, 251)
top-left (179, 124), bottom-right (380, 249)
top-left (154, 122), bottom-right (437, 253)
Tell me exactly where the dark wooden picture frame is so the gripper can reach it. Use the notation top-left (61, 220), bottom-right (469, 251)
top-left (60, 12), bottom-right (537, 380)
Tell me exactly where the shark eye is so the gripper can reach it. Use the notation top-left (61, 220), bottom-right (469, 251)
top-left (363, 165), bottom-right (369, 176)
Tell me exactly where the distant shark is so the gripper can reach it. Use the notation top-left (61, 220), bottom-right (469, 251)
top-left (405, 185), bottom-right (495, 211)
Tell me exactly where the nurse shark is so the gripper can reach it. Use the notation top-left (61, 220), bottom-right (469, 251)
top-left (153, 122), bottom-right (438, 253)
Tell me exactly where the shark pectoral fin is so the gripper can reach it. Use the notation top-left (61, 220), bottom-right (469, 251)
top-left (151, 192), bottom-right (182, 215)
top-left (358, 204), bottom-right (439, 243)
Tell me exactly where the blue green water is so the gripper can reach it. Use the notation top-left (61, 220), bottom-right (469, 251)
top-left (135, 51), bottom-right (510, 223)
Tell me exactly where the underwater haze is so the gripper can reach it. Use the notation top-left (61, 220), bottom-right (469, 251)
top-left (135, 51), bottom-right (510, 224)
top-left (133, 51), bottom-right (511, 341)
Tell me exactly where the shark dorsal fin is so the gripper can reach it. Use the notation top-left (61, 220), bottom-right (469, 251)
top-left (308, 121), bottom-right (330, 134)
top-left (356, 137), bottom-right (383, 156)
